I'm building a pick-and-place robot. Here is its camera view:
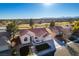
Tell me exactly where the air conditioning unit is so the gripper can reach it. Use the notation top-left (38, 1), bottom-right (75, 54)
top-left (20, 34), bottom-right (30, 45)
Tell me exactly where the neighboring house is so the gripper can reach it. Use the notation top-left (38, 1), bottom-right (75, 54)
top-left (0, 36), bottom-right (9, 51)
top-left (63, 25), bottom-right (72, 39)
top-left (0, 32), bottom-right (11, 56)
top-left (49, 26), bottom-right (64, 34)
top-left (49, 26), bottom-right (67, 45)
top-left (0, 26), bottom-right (10, 51)
top-left (0, 26), bottom-right (11, 56)
top-left (0, 27), bottom-right (6, 32)
top-left (49, 26), bottom-right (65, 39)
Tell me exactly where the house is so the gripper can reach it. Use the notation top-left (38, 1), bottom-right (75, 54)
top-left (0, 27), bottom-right (6, 32)
top-left (28, 28), bottom-right (56, 56)
top-left (19, 28), bottom-right (50, 45)
top-left (29, 28), bottom-right (51, 45)
top-left (49, 26), bottom-right (67, 46)
top-left (19, 29), bottom-right (33, 45)
top-left (19, 28), bottom-right (56, 56)
top-left (0, 32), bottom-right (11, 56)
top-left (19, 28), bottom-right (50, 44)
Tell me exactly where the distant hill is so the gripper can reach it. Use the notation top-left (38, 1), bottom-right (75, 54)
top-left (0, 17), bottom-right (79, 24)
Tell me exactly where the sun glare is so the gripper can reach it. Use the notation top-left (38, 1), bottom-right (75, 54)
top-left (43, 3), bottom-right (54, 6)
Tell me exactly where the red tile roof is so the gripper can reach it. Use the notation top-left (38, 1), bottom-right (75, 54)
top-left (20, 28), bottom-right (49, 37)
top-left (50, 26), bottom-right (64, 32)
top-left (20, 29), bottom-right (29, 36)
top-left (29, 28), bottom-right (49, 37)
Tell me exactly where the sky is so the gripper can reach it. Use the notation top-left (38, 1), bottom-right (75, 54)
top-left (0, 3), bottom-right (79, 19)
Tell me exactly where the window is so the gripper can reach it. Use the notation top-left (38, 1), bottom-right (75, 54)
top-left (24, 37), bottom-right (27, 41)
top-left (35, 37), bottom-right (38, 39)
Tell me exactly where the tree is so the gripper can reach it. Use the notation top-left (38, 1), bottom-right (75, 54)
top-left (29, 19), bottom-right (34, 29)
top-left (50, 21), bottom-right (55, 27)
top-left (7, 21), bottom-right (18, 55)
top-left (7, 21), bottom-right (18, 39)
top-left (73, 21), bottom-right (79, 32)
